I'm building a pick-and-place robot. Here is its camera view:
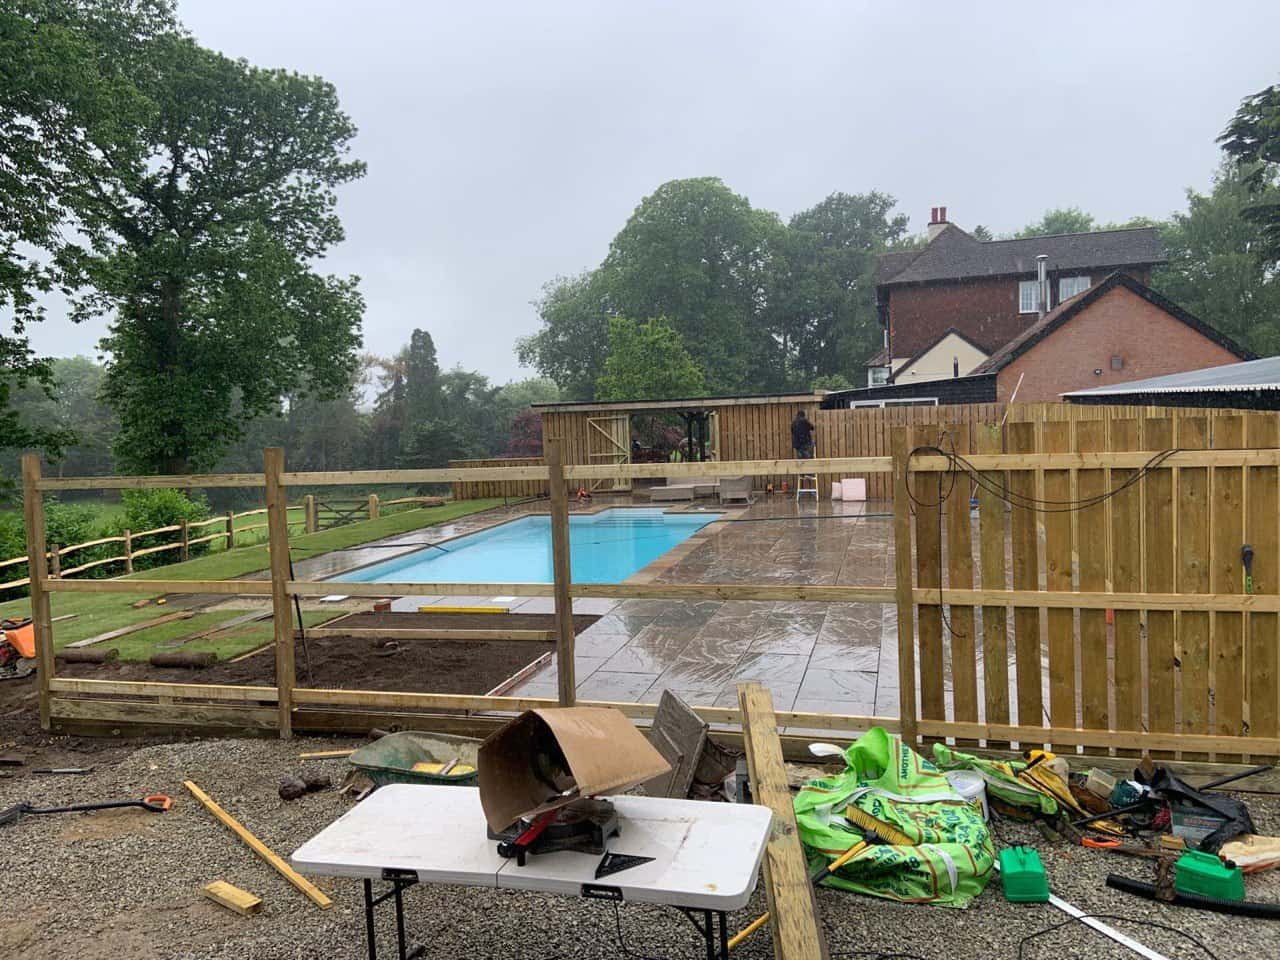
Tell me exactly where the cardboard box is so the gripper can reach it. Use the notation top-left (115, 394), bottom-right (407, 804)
top-left (478, 707), bottom-right (671, 831)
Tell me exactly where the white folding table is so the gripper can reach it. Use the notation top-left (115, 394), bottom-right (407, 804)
top-left (291, 784), bottom-right (772, 960)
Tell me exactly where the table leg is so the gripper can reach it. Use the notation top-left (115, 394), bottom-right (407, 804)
top-left (717, 911), bottom-right (729, 960)
top-left (364, 879), bottom-right (377, 960)
top-left (394, 884), bottom-right (407, 959)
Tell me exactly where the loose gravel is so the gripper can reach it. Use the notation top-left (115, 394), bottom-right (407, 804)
top-left (1, 736), bottom-right (1278, 960)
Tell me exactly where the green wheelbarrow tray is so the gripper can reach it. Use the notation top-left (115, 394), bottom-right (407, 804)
top-left (349, 731), bottom-right (483, 788)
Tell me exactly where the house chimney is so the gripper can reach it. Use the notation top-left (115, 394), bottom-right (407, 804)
top-left (927, 205), bottom-right (950, 242)
top-left (1036, 254), bottom-right (1049, 319)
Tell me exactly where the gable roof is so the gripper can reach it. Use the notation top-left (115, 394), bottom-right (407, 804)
top-left (890, 326), bottom-right (990, 382)
top-left (878, 223), bottom-right (1164, 287)
top-left (971, 272), bottom-right (1254, 375)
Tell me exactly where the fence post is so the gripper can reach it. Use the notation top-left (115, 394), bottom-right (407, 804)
top-left (21, 454), bottom-right (55, 731)
top-left (179, 518), bottom-right (189, 562)
top-left (546, 438), bottom-right (576, 706)
top-left (225, 511), bottom-right (235, 549)
top-left (49, 544), bottom-right (60, 579)
top-left (890, 428), bottom-right (918, 750)
top-left (367, 493), bottom-right (380, 521)
top-left (304, 494), bottom-right (317, 534)
top-left (123, 529), bottom-right (133, 574)
top-left (264, 448), bottom-right (294, 738)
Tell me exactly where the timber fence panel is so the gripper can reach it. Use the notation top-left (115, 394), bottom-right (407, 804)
top-left (1211, 415), bottom-right (1247, 761)
top-left (1042, 420), bottom-right (1075, 732)
top-left (1245, 413), bottom-right (1280, 755)
top-left (1177, 415), bottom-right (1212, 750)
top-left (1076, 420), bottom-right (1110, 736)
top-left (1109, 418), bottom-right (1144, 757)
top-left (911, 424), bottom-right (946, 728)
top-left (942, 422), bottom-right (978, 739)
top-left (1007, 421), bottom-right (1044, 735)
top-left (974, 423), bottom-right (1010, 749)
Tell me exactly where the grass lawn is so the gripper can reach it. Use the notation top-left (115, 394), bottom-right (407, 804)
top-left (0, 497), bottom-right (508, 658)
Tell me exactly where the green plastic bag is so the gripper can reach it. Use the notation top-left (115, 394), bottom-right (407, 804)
top-left (793, 727), bottom-right (995, 907)
top-left (931, 743), bottom-right (1058, 816)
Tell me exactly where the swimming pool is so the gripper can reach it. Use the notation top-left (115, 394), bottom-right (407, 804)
top-left (333, 508), bottom-right (722, 585)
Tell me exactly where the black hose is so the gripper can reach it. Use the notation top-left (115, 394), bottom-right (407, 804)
top-left (1106, 874), bottom-right (1280, 919)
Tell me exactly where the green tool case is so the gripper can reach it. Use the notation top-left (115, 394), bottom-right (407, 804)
top-left (1174, 850), bottom-right (1244, 901)
top-left (1000, 846), bottom-right (1049, 903)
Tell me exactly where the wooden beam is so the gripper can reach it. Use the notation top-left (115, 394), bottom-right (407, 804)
top-left (891, 428), bottom-right (918, 748)
top-left (737, 682), bottom-right (827, 960)
top-left (203, 880), bottom-right (263, 917)
top-left (264, 448), bottom-right (294, 738)
top-left (64, 610), bottom-right (196, 648)
top-left (304, 627), bottom-right (554, 642)
top-left (46, 578), bottom-right (274, 596)
top-left (286, 580), bottom-right (897, 603)
top-left (49, 678), bottom-right (278, 701)
top-left (21, 453), bottom-right (54, 729)
top-left (38, 473), bottom-right (265, 491)
top-left (913, 718), bottom-right (1280, 756)
top-left (547, 439), bottom-right (576, 706)
top-left (909, 449), bottom-right (1280, 472)
top-left (910, 586), bottom-right (1280, 613)
top-left (49, 697), bottom-right (278, 729)
top-left (184, 780), bottom-right (332, 909)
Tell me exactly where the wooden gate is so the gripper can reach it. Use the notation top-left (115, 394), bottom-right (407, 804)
top-left (587, 414), bottom-right (631, 492)
top-left (894, 416), bottom-right (1280, 762)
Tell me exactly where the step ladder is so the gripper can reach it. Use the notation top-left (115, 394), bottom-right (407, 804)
top-left (796, 470), bottom-right (819, 501)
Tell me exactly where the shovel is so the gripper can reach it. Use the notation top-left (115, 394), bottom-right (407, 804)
top-left (0, 794), bottom-right (172, 827)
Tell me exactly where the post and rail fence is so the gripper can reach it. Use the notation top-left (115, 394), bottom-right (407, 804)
top-left (17, 414), bottom-right (1280, 772)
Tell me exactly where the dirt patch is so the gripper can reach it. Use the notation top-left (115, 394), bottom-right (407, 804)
top-left (322, 610), bottom-right (600, 631)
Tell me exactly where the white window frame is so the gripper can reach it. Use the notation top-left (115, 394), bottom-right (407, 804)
top-left (868, 366), bottom-right (890, 386)
top-left (1018, 279), bottom-right (1039, 314)
top-left (1058, 275), bottom-right (1090, 302)
top-left (848, 397), bottom-right (939, 409)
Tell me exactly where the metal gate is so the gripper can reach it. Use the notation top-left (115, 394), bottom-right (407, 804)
top-left (587, 414), bottom-right (631, 492)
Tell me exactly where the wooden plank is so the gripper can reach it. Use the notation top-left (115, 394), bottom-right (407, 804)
top-left (304, 627), bottom-right (554, 642)
top-left (737, 682), bottom-right (827, 960)
top-left (911, 449), bottom-right (1280, 470)
top-left (908, 588), bottom-right (1280, 612)
top-left (1211, 415), bottom-right (1246, 759)
top-left (39, 473), bottom-right (265, 490)
top-left (1144, 417), bottom-right (1177, 758)
top-left (546, 439), bottom-right (577, 706)
top-left (21, 454), bottom-right (55, 730)
top-left (288, 580), bottom-right (898, 603)
top-left (1042, 420), bottom-right (1075, 731)
top-left (203, 880), bottom-right (263, 917)
top-left (49, 697), bottom-right (278, 729)
top-left (1177, 416), bottom-right (1211, 741)
top-left (912, 425), bottom-right (946, 725)
top-left (1245, 413), bottom-right (1280, 752)
top-left (264, 448), bottom-right (294, 738)
top-left (974, 422), bottom-right (1010, 748)
top-left (1076, 420), bottom-right (1109, 733)
top-left (1007, 421), bottom-right (1043, 731)
top-left (1109, 418), bottom-right (1143, 757)
top-left (65, 610), bottom-right (196, 648)
top-left (943, 424), bottom-right (978, 735)
top-left (891, 427), bottom-right (919, 749)
top-left (184, 780), bottom-right (332, 909)
top-left (47, 578), bottom-right (274, 596)
top-left (913, 718), bottom-right (1280, 757)
top-left (49, 678), bottom-right (277, 701)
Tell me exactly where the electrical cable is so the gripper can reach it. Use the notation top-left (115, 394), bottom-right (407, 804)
top-left (1015, 911), bottom-right (1218, 960)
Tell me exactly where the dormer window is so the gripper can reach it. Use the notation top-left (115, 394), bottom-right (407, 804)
top-left (1059, 275), bottom-right (1090, 301)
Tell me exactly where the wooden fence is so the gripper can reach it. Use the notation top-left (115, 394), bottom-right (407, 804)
top-left (1, 493), bottom-right (442, 594)
top-left (19, 433), bottom-right (1280, 771)
top-left (448, 457), bottom-right (545, 500)
top-left (894, 413), bottom-right (1280, 761)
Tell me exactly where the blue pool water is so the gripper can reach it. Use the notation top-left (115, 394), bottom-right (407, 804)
top-left (334, 508), bottom-right (722, 585)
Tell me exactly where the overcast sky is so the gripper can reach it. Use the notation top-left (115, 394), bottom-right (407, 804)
top-left (28, 0), bottom-right (1280, 383)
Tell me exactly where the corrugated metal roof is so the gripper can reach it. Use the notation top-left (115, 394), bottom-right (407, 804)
top-left (1064, 356), bottom-right (1280, 397)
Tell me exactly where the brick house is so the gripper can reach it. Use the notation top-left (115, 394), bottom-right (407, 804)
top-left (826, 272), bottom-right (1253, 407)
top-left (867, 207), bottom-right (1166, 386)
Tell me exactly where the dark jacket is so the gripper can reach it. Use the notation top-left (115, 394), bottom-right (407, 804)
top-left (791, 416), bottom-right (814, 449)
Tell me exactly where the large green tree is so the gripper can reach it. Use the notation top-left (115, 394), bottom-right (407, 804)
top-left (1154, 162), bottom-right (1280, 355)
top-left (1220, 82), bottom-right (1280, 268)
top-left (599, 178), bottom-right (786, 394)
top-left (778, 192), bottom-right (910, 384)
top-left (60, 24), bottom-right (365, 473)
top-left (516, 272), bottom-right (611, 402)
top-left (595, 317), bottom-right (705, 401)
top-left (1014, 207), bottom-right (1098, 237)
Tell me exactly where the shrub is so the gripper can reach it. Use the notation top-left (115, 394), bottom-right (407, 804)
top-left (120, 489), bottom-right (213, 569)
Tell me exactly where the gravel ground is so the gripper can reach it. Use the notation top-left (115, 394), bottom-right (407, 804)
top-left (1, 736), bottom-right (1278, 960)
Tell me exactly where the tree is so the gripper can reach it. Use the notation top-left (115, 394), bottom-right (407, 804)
top-left (403, 329), bottom-right (442, 425)
top-left (0, 356), bottom-right (117, 479)
top-left (599, 178), bottom-right (787, 394)
top-left (516, 272), bottom-right (611, 401)
top-left (1219, 83), bottom-right (1280, 267)
top-left (1015, 207), bottom-right (1097, 237)
top-left (596, 318), bottom-right (705, 401)
top-left (812, 373), bottom-right (854, 392)
top-left (61, 27), bottom-right (365, 473)
top-left (506, 408), bottom-right (544, 456)
top-left (778, 192), bottom-right (910, 382)
top-left (0, 1), bottom-right (171, 484)
top-left (969, 224), bottom-right (994, 241)
top-left (1153, 162), bottom-right (1280, 355)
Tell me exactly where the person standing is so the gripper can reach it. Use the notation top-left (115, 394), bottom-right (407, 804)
top-left (791, 410), bottom-right (815, 459)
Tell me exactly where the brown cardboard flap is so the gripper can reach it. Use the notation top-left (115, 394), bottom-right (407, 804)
top-left (478, 707), bottom-right (671, 831)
